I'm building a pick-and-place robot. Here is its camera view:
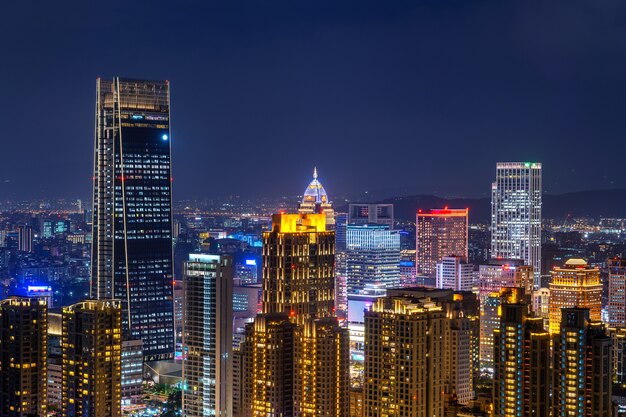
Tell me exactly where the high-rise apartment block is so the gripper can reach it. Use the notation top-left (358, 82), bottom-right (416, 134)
top-left (297, 168), bottom-right (335, 227)
top-left (493, 299), bottom-right (551, 417)
top-left (0, 297), bottom-right (48, 417)
top-left (416, 208), bottom-right (468, 277)
top-left (62, 300), bottom-right (122, 417)
top-left (548, 258), bottom-right (602, 334)
top-left (436, 255), bottom-right (474, 291)
top-left (364, 295), bottom-right (445, 416)
top-left (553, 308), bottom-right (612, 417)
top-left (490, 162), bottom-right (542, 287)
top-left (608, 257), bottom-right (626, 327)
top-left (182, 254), bottom-right (233, 417)
top-left (91, 77), bottom-right (174, 360)
top-left (240, 213), bottom-right (349, 417)
top-left (346, 223), bottom-right (400, 294)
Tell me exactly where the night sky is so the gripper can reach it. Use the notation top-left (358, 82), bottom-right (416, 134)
top-left (1, 1), bottom-right (625, 200)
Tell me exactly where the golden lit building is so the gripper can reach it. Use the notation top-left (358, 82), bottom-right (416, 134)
top-left (493, 300), bottom-right (551, 417)
top-left (416, 208), bottom-right (468, 277)
top-left (297, 168), bottom-right (335, 228)
top-left (0, 297), bottom-right (48, 417)
top-left (349, 387), bottom-right (364, 417)
top-left (553, 308), bottom-right (612, 417)
top-left (364, 296), bottom-right (445, 417)
top-left (62, 300), bottom-right (122, 417)
top-left (548, 258), bottom-right (601, 334)
top-left (241, 213), bottom-right (349, 417)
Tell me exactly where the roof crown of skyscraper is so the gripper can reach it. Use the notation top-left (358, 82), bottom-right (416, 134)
top-left (302, 167), bottom-right (329, 204)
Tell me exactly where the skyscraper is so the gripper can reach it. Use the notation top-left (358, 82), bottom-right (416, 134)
top-left (416, 208), bottom-right (468, 277)
top-left (17, 225), bottom-right (33, 253)
top-left (91, 78), bottom-right (174, 360)
top-left (364, 295), bottom-right (445, 416)
top-left (0, 297), bottom-right (48, 417)
top-left (608, 257), bottom-right (626, 328)
top-left (62, 300), bottom-right (122, 417)
top-left (548, 258), bottom-right (602, 334)
top-left (348, 203), bottom-right (394, 228)
top-left (553, 308), bottom-right (612, 417)
top-left (241, 213), bottom-right (349, 416)
top-left (182, 254), bottom-right (233, 417)
top-left (478, 259), bottom-right (533, 305)
top-left (346, 223), bottom-right (400, 294)
top-left (297, 168), bottom-right (335, 228)
top-left (493, 299), bottom-right (551, 417)
top-left (490, 162), bottom-right (542, 287)
top-left (436, 255), bottom-right (474, 291)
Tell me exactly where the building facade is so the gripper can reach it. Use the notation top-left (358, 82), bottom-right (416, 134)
top-left (436, 255), bottom-right (474, 292)
top-left (0, 297), bottom-right (48, 417)
top-left (182, 254), bottom-right (233, 417)
top-left (608, 258), bottom-right (626, 328)
top-left (91, 77), bottom-right (174, 360)
top-left (490, 162), bottom-right (542, 287)
top-left (297, 168), bottom-right (335, 228)
top-left (62, 300), bottom-right (122, 417)
top-left (416, 208), bottom-right (469, 277)
top-left (348, 204), bottom-right (394, 228)
top-left (346, 224), bottom-right (400, 294)
top-left (548, 258), bottom-right (602, 334)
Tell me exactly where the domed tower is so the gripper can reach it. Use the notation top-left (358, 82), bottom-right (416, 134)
top-left (297, 167), bottom-right (335, 228)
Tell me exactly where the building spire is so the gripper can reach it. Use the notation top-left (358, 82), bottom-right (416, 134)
top-left (313, 167), bottom-right (318, 179)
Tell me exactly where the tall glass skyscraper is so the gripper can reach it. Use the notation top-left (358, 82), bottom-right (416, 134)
top-left (346, 224), bottom-right (400, 294)
top-left (91, 78), bottom-right (174, 361)
top-left (491, 162), bottom-right (542, 287)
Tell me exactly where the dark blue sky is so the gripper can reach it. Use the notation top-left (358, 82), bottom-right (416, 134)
top-left (1, 0), bottom-right (625, 200)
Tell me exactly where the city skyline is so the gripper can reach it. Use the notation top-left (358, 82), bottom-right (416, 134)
top-left (1, 1), bottom-right (626, 200)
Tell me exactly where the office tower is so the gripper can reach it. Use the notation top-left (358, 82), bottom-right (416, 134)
top-left (346, 223), bottom-right (400, 294)
top-left (416, 208), bottom-right (468, 277)
top-left (48, 312), bottom-right (63, 410)
top-left (241, 213), bottom-right (349, 417)
top-left (121, 340), bottom-right (143, 405)
top-left (478, 259), bottom-right (533, 305)
top-left (335, 212), bottom-right (348, 252)
top-left (399, 249), bottom-right (417, 286)
top-left (608, 328), bottom-right (626, 388)
top-left (490, 162), bottom-right (542, 286)
top-left (532, 287), bottom-right (550, 330)
top-left (91, 77), bottom-right (174, 361)
top-left (17, 225), bottom-right (33, 253)
top-left (493, 300), bottom-right (551, 417)
top-left (182, 254), bottom-right (233, 417)
top-left (553, 308), bottom-right (612, 417)
top-left (0, 297), bottom-right (48, 417)
top-left (62, 300), bottom-right (122, 417)
top-left (348, 203), bottom-right (394, 228)
top-left (548, 258), bottom-right (602, 334)
top-left (608, 258), bottom-right (626, 327)
top-left (297, 168), bottom-right (335, 227)
top-left (364, 295), bottom-right (445, 417)
top-left (436, 255), bottom-right (474, 291)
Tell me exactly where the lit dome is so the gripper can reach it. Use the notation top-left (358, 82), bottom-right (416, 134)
top-left (302, 167), bottom-right (328, 204)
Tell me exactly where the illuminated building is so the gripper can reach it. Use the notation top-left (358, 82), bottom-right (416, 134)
top-left (349, 388), bottom-right (364, 417)
top-left (479, 291), bottom-right (505, 374)
top-left (532, 287), bottom-right (550, 330)
top-left (436, 255), bottom-right (474, 291)
top-left (364, 295), bottom-right (445, 416)
top-left (548, 258), bottom-right (602, 334)
top-left (416, 208), bottom-right (468, 277)
top-left (241, 213), bottom-right (349, 417)
top-left (91, 78), bottom-right (174, 361)
top-left (0, 297), bottom-right (48, 417)
top-left (182, 254), bottom-right (233, 417)
top-left (478, 259), bottom-right (533, 305)
top-left (346, 223), bottom-right (400, 294)
top-left (387, 288), bottom-right (480, 406)
top-left (399, 249), bottom-right (417, 286)
top-left (297, 168), bottom-right (335, 228)
top-left (490, 162), bottom-right (542, 287)
top-left (235, 259), bottom-right (258, 284)
top-left (608, 328), bottom-right (626, 388)
top-left (62, 300), bottom-right (122, 417)
top-left (121, 340), bottom-right (143, 405)
top-left (493, 299), bottom-right (551, 417)
top-left (608, 258), bottom-right (626, 327)
top-left (553, 308), bottom-right (612, 417)
top-left (17, 225), bottom-right (33, 253)
top-left (348, 203), bottom-right (394, 228)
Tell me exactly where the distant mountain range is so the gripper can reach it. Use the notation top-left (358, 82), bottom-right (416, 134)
top-left (343, 189), bottom-right (626, 223)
